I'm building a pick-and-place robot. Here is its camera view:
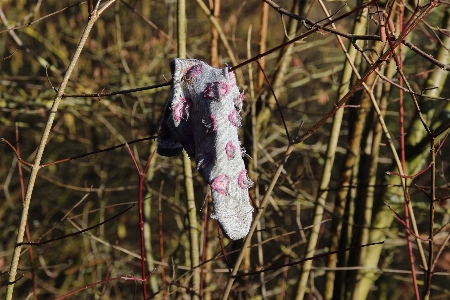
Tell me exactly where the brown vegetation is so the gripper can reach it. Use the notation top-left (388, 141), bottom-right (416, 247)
top-left (1, 0), bottom-right (450, 299)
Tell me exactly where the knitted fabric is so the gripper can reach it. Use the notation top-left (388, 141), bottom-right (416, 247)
top-left (157, 58), bottom-right (253, 240)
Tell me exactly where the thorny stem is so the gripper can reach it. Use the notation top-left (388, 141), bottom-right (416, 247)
top-left (5, 2), bottom-right (116, 299)
top-left (389, 1), bottom-right (421, 297)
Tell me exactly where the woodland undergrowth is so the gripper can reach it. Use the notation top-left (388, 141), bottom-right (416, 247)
top-left (1, 0), bottom-right (450, 299)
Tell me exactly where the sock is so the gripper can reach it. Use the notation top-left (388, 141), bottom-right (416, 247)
top-left (157, 58), bottom-right (253, 240)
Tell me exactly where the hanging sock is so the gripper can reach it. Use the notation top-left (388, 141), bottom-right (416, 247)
top-left (157, 58), bottom-right (253, 240)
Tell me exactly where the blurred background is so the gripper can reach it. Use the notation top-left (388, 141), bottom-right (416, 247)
top-left (1, 0), bottom-right (450, 299)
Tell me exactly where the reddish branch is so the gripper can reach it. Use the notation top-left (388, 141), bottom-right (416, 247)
top-left (54, 274), bottom-right (153, 300)
top-left (1, 136), bottom-right (157, 168)
top-left (384, 202), bottom-right (431, 242)
top-left (125, 145), bottom-right (155, 300)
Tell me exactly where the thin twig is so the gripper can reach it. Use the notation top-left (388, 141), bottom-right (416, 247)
top-left (0, 2), bottom-right (86, 35)
top-left (232, 241), bottom-right (384, 278)
top-left (62, 81), bottom-right (171, 98)
top-left (54, 274), bottom-right (153, 300)
top-left (0, 138), bottom-right (34, 167)
top-left (1, 49), bottom-right (17, 60)
top-left (17, 204), bottom-right (135, 246)
top-left (384, 202), bottom-right (431, 242)
top-left (256, 60), bottom-right (290, 142)
top-left (45, 65), bottom-right (58, 93)
top-left (40, 136), bottom-right (157, 167)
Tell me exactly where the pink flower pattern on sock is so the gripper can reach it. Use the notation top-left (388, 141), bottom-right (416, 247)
top-left (229, 71), bottom-right (236, 86)
top-left (212, 174), bottom-right (230, 195)
top-left (202, 115), bottom-right (217, 134)
top-left (173, 97), bottom-right (192, 121)
top-left (228, 108), bottom-right (242, 127)
top-left (225, 141), bottom-right (236, 160)
top-left (204, 81), bottom-right (229, 101)
top-left (238, 169), bottom-right (253, 189)
top-left (234, 91), bottom-right (244, 111)
top-left (182, 63), bottom-right (203, 83)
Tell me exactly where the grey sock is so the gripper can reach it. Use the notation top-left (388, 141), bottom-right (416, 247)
top-left (157, 58), bottom-right (254, 240)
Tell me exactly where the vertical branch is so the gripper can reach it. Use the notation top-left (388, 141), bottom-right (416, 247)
top-left (5, 2), bottom-right (116, 299)
top-left (125, 144), bottom-right (154, 299)
top-left (194, 0), bottom-right (243, 84)
top-left (177, 1), bottom-right (201, 298)
top-left (202, 189), bottom-right (215, 300)
top-left (350, 53), bottom-right (394, 294)
top-left (177, 0), bottom-right (186, 58)
top-left (15, 124), bottom-right (37, 300)
top-left (182, 152), bottom-right (201, 299)
top-left (424, 137), bottom-right (436, 299)
top-left (199, 194), bottom-right (208, 299)
top-left (158, 180), bottom-right (167, 299)
top-left (144, 141), bottom-right (159, 294)
top-left (297, 3), bottom-right (368, 299)
top-left (394, 1), bottom-right (420, 297)
top-left (355, 6), bottom-right (448, 299)
top-left (325, 70), bottom-right (374, 300)
top-left (247, 25), bottom-right (266, 299)
top-left (209, 0), bottom-right (221, 67)
top-left (140, 173), bottom-right (149, 298)
top-left (257, 1), bottom-right (269, 90)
